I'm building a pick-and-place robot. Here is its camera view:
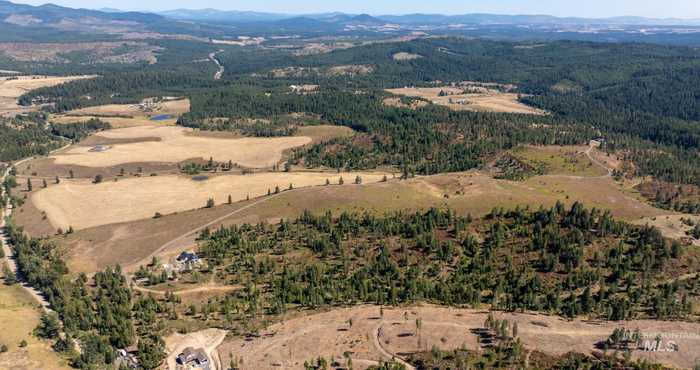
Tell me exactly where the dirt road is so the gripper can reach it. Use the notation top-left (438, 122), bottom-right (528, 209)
top-left (209, 51), bottom-right (224, 80)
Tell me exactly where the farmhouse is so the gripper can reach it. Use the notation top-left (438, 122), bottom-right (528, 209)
top-left (176, 251), bottom-right (202, 271)
top-left (176, 347), bottom-right (209, 370)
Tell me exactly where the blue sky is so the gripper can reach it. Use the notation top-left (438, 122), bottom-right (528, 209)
top-left (13, 0), bottom-right (700, 18)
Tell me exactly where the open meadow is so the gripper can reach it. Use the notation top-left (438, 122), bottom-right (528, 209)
top-left (31, 171), bottom-right (389, 230)
top-left (385, 85), bottom-right (547, 115)
top-left (52, 98), bottom-right (191, 127)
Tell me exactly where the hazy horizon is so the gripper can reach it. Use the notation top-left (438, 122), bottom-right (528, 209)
top-left (9, 0), bottom-right (700, 19)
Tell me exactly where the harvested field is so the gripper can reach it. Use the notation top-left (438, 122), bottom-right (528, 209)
top-left (49, 126), bottom-right (311, 168)
top-left (218, 305), bottom-right (700, 370)
top-left (31, 171), bottom-right (388, 230)
top-left (50, 115), bottom-right (176, 128)
top-left (386, 85), bottom-right (546, 115)
top-left (0, 282), bottom-right (71, 370)
top-left (0, 75), bottom-right (95, 116)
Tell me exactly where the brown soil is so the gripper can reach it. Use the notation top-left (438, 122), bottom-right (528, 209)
top-left (218, 305), bottom-right (700, 370)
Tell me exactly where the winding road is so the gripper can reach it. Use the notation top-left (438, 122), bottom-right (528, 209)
top-left (209, 51), bottom-right (224, 80)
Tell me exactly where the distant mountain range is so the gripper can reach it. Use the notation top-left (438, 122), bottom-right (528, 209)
top-left (1, 0), bottom-right (699, 44)
top-left (155, 8), bottom-right (700, 27)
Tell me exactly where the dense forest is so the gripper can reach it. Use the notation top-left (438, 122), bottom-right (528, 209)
top-left (193, 39), bottom-right (700, 184)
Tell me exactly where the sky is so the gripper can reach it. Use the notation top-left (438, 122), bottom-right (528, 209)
top-left (12, 0), bottom-right (700, 19)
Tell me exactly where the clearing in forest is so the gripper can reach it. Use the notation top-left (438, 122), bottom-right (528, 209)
top-left (51, 98), bottom-right (191, 128)
top-left (218, 305), bottom-right (700, 370)
top-left (0, 75), bottom-right (95, 116)
top-left (48, 125), bottom-right (311, 168)
top-left (31, 171), bottom-right (389, 230)
top-left (385, 84), bottom-right (546, 115)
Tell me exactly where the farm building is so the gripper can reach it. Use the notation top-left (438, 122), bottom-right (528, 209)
top-left (176, 347), bottom-right (209, 370)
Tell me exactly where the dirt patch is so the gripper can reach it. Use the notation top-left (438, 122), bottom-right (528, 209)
top-left (386, 84), bottom-right (546, 115)
top-left (0, 75), bottom-right (95, 116)
top-left (392, 52), bottom-right (422, 61)
top-left (218, 305), bottom-right (700, 370)
top-left (165, 329), bottom-right (227, 370)
top-left (633, 215), bottom-right (700, 247)
top-left (382, 97), bottom-right (429, 110)
top-left (31, 171), bottom-right (388, 230)
top-left (48, 126), bottom-right (311, 168)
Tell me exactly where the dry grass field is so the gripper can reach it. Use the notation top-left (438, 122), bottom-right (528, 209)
top-left (31, 171), bottom-right (389, 230)
top-left (0, 75), bottom-right (95, 116)
top-left (48, 170), bottom-right (670, 275)
top-left (385, 86), bottom-right (546, 115)
top-left (14, 125), bottom-right (351, 181)
top-left (633, 214), bottom-right (700, 247)
top-left (510, 145), bottom-right (610, 177)
top-left (218, 305), bottom-right (700, 370)
top-left (0, 280), bottom-right (71, 370)
top-left (49, 126), bottom-right (312, 168)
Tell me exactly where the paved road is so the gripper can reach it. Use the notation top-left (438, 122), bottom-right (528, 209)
top-left (1, 157), bottom-right (52, 312)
